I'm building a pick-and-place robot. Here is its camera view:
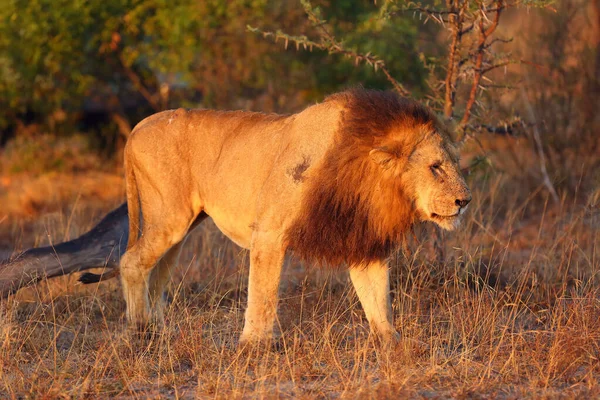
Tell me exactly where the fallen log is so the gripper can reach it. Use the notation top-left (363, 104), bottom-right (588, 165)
top-left (0, 203), bottom-right (128, 298)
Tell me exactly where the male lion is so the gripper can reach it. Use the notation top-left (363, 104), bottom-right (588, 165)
top-left (116, 89), bottom-right (471, 344)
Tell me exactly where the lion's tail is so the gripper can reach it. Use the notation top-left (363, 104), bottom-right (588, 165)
top-left (123, 149), bottom-right (141, 251)
top-left (79, 143), bottom-right (140, 285)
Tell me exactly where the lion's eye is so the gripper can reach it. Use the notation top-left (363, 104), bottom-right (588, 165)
top-left (430, 163), bottom-right (441, 173)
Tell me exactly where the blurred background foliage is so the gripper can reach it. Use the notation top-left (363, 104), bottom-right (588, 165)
top-left (0, 0), bottom-right (598, 199)
top-left (0, 0), bottom-right (426, 154)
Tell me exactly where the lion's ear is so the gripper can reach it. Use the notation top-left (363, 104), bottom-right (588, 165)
top-left (369, 147), bottom-right (399, 170)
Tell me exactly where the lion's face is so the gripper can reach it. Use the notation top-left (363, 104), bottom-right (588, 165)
top-left (406, 134), bottom-right (471, 230)
top-left (370, 130), bottom-right (471, 231)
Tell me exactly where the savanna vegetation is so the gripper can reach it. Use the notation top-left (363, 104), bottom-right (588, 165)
top-left (0, 0), bottom-right (599, 398)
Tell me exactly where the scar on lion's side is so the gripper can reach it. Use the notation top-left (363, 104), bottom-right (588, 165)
top-left (288, 156), bottom-right (311, 183)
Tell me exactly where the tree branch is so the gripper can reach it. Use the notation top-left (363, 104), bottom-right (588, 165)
top-left (459, 0), bottom-right (504, 136)
top-left (444, 0), bottom-right (466, 119)
top-left (248, 1), bottom-right (411, 97)
top-left (118, 54), bottom-right (160, 112)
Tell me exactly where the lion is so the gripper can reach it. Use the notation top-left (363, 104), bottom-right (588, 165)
top-left (111, 88), bottom-right (471, 344)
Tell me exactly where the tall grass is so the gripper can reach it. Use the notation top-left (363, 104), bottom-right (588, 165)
top-left (0, 168), bottom-right (598, 398)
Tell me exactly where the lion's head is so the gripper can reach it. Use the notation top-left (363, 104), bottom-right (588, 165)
top-left (401, 132), bottom-right (471, 230)
top-left (286, 89), bottom-right (471, 266)
top-left (369, 120), bottom-right (471, 232)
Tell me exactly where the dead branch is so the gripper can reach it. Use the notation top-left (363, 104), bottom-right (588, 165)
top-left (0, 203), bottom-right (128, 298)
top-left (521, 88), bottom-right (560, 204)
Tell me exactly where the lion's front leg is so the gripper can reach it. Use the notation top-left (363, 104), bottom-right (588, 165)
top-left (240, 236), bottom-right (285, 345)
top-left (349, 260), bottom-right (400, 343)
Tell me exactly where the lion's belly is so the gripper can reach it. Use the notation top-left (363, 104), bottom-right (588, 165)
top-left (206, 208), bottom-right (254, 249)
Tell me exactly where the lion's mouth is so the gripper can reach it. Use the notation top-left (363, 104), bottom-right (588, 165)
top-left (431, 213), bottom-right (459, 219)
top-left (429, 212), bottom-right (462, 231)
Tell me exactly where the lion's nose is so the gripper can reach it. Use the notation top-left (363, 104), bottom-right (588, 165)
top-left (455, 198), bottom-right (471, 208)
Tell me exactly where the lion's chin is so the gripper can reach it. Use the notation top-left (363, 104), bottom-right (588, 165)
top-left (430, 213), bottom-right (462, 231)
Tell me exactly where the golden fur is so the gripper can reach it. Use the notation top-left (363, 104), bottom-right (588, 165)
top-left (115, 88), bottom-right (471, 344)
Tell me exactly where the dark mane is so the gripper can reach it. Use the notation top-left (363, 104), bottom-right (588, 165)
top-left (285, 88), bottom-right (438, 267)
top-left (326, 88), bottom-right (436, 141)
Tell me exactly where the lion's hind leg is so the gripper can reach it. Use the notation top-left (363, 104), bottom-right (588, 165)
top-left (147, 240), bottom-right (187, 325)
top-left (120, 211), bottom-right (197, 330)
top-left (148, 212), bottom-right (208, 324)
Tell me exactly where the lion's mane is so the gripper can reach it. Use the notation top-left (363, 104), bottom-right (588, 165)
top-left (285, 89), bottom-right (438, 266)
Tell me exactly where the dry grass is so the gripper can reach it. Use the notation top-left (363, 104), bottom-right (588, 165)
top-left (0, 136), bottom-right (599, 399)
